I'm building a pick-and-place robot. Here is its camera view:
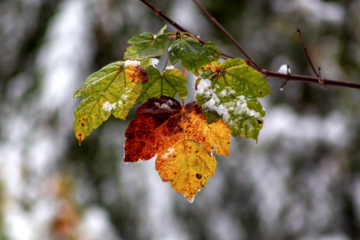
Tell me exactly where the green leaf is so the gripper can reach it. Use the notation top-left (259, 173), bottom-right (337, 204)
top-left (156, 25), bottom-right (167, 36)
top-left (196, 58), bottom-right (271, 141)
top-left (204, 42), bottom-right (220, 62)
top-left (73, 61), bottom-right (147, 144)
top-left (140, 58), bottom-right (159, 68)
top-left (124, 25), bottom-right (171, 60)
top-left (136, 67), bottom-right (188, 104)
top-left (169, 38), bottom-right (219, 73)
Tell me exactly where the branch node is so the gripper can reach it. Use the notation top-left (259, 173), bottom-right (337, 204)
top-left (279, 65), bottom-right (291, 91)
top-left (318, 67), bottom-right (325, 85)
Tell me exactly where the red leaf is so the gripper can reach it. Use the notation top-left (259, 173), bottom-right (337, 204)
top-left (124, 96), bottom-right (182, 162)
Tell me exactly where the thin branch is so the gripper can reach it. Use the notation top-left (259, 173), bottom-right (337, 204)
top-left (192, 0), bottom-right (262, 71)
top-left (297, 29), bottom-right (320, 77)
top-left (139, 0), bottom-right (360, 90)
top-left (262, 69), bottom-right (360, 89)
top-left (138, 0), bottom-right (229, 59)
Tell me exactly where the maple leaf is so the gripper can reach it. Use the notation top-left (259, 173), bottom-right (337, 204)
top-left (124, 97), bottom-right (182, 162)
top-left (196, 58), bottom-right (271, 141)
top-left (136, 67), bottom-right (188, 104)
top-left (124, 97), bottom-right (231, 201)
top-left (169, 38), bottom-right (220, 73)
top-left (73, 61), bottom-right (147, 145)
top-left (124, 25), bottom-right (171, 60)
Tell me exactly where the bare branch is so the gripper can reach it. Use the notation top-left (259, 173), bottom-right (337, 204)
top-left (192, 0), bottom-right (262, 71)
top-left (138, 0), bottom-right (230, 59)
top-left (262, 69), bottom-right (360, 89)
top-left (297, 29), bottom-right (320, 77)
top-left (139, 0), bottom-right (360, 90)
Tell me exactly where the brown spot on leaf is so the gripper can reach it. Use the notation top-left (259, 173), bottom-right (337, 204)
top-left (135, 66), bottom-right (148, 83)
top-left (81, 123), bottom-right (85, 127)
top-left (257, 120), bottom-right (263, 124)
top-left (196, 174), bottom-right (202, 179)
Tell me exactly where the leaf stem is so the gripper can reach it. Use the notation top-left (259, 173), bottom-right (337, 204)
top-left (162, 57), bottom-right (170, 73)
top-left (181, 32), bottom-right (200, 42)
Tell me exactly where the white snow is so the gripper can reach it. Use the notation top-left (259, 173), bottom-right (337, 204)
top-left (124, 60), bottom-right (140, 67)
top-left (278, 64), bottom-right (291, 74)
top-left (103, 101), bottom-right (116, 112)
top-left (197, 80), bottom-right (263, 125)
top-left (163, 148), bottom-right (175, 159)
top-left (195, 79), bottom-right (211, 95)
top-left (161, 104), bottom-right (172, 111)
top-left (196, 79), bottom-right (263, 133)
top-left (148, 58), bottom-right (159, 67)
top-left (165, 65), bottom-right (175, 70)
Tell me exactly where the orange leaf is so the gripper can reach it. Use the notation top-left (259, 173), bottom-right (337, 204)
top-left (124, 97), bottom-right (231, 201)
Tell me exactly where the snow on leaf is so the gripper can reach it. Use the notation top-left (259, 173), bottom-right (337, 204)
top-left (140, 58), bottom-right (159, 68)
top-left (73, 61), bottom-right (147, 145)
top-left (196, 58), bottom-right (271, 141)
top-left (124, 25), bottom-right (171, 60)
top-left (124, 97), bottom-right (231, 201)
top-left (136, 67), bottom-right (188, 104)
top-left (168, 38), bottom-right (220, 73)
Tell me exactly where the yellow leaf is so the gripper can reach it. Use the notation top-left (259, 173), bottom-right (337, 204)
top-left (154, 101), bottom-right (231, 201)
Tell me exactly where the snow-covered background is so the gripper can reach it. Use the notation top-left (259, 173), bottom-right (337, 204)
top-left (1, 0), bottom-right (360, 239)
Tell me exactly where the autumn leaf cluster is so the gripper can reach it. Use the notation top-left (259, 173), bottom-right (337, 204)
top-left (73, 26), bottom-right (271, 202)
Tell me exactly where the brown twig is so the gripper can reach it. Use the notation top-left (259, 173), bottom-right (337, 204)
top-left (262, 69), bottom-right (360, 89)
top-left (139, 0), bottom-right (360, 90)
top-left (139, 0), bottom-right (230, 59)
top-left (297, 29), bottom-right (322, 79)
top-left (192, 0), bottom-right (262, 71)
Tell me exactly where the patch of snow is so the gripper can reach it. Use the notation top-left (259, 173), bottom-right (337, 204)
top-left (161, 104), bottom-right (172, 111)
top-left (278, 64), bottom-right (291, 74)
top-left (148, 58), bottom-right (159, 67)
top-left (165, 65), bottom-right (175, 70)
top-left (103, 101), bottom-right (116, 112)
top-left (195, 79), bottom-right (211, 95)
top-left (197, 81), bottom-right (263, 132)
top-left (124, 60), bottom-right (140, 67)
top-left (163, 148), bottom-right (174, 159)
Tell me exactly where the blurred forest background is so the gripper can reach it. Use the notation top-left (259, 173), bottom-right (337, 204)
top-left (1, 0), bottom-right (360, 239)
